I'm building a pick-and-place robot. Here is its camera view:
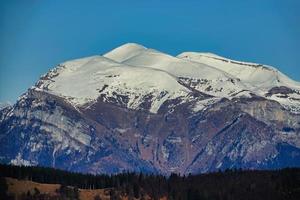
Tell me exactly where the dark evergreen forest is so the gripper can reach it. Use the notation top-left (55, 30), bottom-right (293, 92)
top-left (1, 164), bottom-right (300, 200)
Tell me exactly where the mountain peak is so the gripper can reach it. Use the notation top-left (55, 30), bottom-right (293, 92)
top-left (120, 42), bottom-right (147, 49)
top-left (104, 43), bottom-right (147, 62)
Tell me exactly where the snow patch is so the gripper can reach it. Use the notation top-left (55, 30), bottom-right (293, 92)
top-left (10, 153), bottom-right (34, 166)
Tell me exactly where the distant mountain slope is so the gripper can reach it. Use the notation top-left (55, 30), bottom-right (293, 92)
top-left (0, 43), bottom-right (300, 175)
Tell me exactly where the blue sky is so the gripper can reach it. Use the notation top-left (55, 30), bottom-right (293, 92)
top-left (0, 0), bottom-right (299, 103)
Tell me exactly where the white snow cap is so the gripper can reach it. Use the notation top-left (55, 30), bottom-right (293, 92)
top-left (104, 43), bottom-right (148, 62)
top-left (35, 43), bottom-right (300, 113)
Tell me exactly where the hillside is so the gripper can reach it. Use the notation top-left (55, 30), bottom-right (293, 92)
top-left (1, 164), bottom-right (300, 200)
top-left (4, 177), bottom-right (114, 200)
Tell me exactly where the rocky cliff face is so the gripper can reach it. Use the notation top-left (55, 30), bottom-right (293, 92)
top-left (1, 43), bottom-right (300, 174)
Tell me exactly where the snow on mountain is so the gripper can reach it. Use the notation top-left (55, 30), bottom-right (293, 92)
top-left (105, 44), bottom-right (249, 99)
top-left (177, 52), bottom-right (300, 113)
top-left (104, 43), bottom-right (151, 62)
top-left (177, 52), bottom-right (300, 90)
top-left (35, 54), bottom-right (192, 113)
top-left (34, 43), bottom-right (300, 114)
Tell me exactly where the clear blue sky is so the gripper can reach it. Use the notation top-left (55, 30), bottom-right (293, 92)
top-left (1, 0), bottom-right (299, 103)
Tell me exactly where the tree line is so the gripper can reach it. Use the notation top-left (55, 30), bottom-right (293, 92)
top-left (1, 164), bottom-right (300, 200)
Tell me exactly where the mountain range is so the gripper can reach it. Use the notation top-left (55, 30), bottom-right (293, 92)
top-left (1, 43), bottom-right (300, 174)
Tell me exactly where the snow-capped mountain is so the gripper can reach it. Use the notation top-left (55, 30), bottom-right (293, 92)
top-left (1, 43), bottom-right (300, 174)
